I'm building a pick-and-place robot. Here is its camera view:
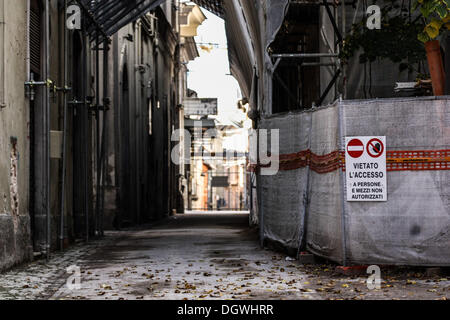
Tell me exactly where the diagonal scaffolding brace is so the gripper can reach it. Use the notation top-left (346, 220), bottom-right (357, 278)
top-left (270, 0), bottom-right (346, 107)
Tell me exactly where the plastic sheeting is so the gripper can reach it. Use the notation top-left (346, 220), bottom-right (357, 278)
top-left (259, 97), bottom-right (450, 266)
top-left (263, 0), bottom-right (290, 116)
top-left (306, 105), bottom-right (344, 263)
top-left (230, 0), bottom-right (290, 226)
top-left (340, 97), bottom-right (450, 266)
top-left (223, 0), bottom-right (255, 99)
top-left (222, 0), bottom-right (289, 115)
top-left (259, 112), bottom-right (311, 251)
top-left (264, 0), bottom-right (290, 50)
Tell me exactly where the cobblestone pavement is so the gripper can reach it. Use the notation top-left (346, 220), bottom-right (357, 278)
top-left (0, 213), bottom-right (449, 300)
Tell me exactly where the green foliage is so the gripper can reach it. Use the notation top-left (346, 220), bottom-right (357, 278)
top-left (340, 1), bottom-right (426, 73)
top-left (413, 0), bottom-right (450, 42)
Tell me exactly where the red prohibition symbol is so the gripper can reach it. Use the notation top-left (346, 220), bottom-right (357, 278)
top-left (367, 138), bottom-right (384, 158)
top-left (347, 139), bottom-right (364, 158)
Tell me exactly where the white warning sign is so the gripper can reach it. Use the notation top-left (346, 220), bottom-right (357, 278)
top-left (345, 136), bottom-right (387, 202)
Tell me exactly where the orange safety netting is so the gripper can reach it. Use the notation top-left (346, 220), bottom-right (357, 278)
top-left (247, 149), bottom-right (450, 173)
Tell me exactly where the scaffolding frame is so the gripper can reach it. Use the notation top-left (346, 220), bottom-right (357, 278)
top-left (270, 0), bottom-right (349, 108)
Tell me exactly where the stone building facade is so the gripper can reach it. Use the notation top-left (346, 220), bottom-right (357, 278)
top-left (0, 0), bottom-right (200, 271)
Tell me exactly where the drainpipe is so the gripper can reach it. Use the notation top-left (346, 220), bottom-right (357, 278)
top-left (44, 0), bottom-right (51, 260)
top-left (425, 40), bottom-right (446, 96)
top-left (176, 0), bottom-right (183, 212)
top-left (59, 0), bottom-right (69, 251)
top-left (95, 31), bottom-right (101, 236)
top-left (445, 35), bottom-right (450, 95)
top-left (100, 38), bottom-right (109, 237)
top-left (84, 32), bottom-right (89, 243)
top-left (135, 22), bottom-right (141, 224)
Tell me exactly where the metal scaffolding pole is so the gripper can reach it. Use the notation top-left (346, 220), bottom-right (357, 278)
top-left (342, 0), bottom-right (347, 99)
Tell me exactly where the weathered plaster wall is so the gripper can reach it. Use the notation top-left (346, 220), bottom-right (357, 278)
top-left (0, 0), bottom-right (33, 271)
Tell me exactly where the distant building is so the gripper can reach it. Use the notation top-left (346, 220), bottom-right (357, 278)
top-left (185, 116), bottom-right (249, 212)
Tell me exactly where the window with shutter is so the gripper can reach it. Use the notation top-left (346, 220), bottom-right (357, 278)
top-left (29, 0), bottom-right (42, 76)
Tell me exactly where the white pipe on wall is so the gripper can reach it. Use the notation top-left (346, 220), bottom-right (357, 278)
top-left (44, 0), bottom-right (51, 260)
top-left (0, 0), bottom-right (5, 108)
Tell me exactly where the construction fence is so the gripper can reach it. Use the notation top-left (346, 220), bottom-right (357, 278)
top-left (255, 96), bottom-right (450, 266)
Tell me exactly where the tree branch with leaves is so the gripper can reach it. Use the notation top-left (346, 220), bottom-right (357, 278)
top-left (414, 0), bottom-right (450, 42)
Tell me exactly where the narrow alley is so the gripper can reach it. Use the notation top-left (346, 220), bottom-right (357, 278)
top-left (1, 212), bottom-right (449, 301)
top-left (0, 0), bottom-right (449, 307)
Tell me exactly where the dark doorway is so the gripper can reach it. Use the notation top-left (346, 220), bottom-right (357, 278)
top-left (118, 63), bottom-right (133, 227)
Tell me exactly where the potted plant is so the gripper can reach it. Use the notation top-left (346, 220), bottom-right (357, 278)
top-left (414, 0), bottom-right (450, 95)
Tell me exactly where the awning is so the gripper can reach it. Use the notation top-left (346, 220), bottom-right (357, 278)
top-left (77, 0), bottom-right (226, 41)
top-left (77, 0), bottom-right (166, 40)
top-left (192, 0), bottom-right (224, 18)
